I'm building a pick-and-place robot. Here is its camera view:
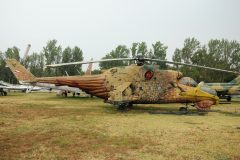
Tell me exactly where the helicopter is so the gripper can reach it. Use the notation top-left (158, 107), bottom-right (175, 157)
top-left (5, 56), bottom-right (238, 112)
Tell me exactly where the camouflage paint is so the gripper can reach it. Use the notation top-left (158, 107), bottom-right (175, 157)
top-left (6, 59), bottom-right (219, 110)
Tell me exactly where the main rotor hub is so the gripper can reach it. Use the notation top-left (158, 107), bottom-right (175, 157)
top-left (135, 55), bottom-right (145, 66)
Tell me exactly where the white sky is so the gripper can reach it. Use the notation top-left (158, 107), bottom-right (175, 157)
top-left (0, 0), bottom-right (239, 67)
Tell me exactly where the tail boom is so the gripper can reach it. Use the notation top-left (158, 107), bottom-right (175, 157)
top-left (35, 75), bottom-right (109, 98)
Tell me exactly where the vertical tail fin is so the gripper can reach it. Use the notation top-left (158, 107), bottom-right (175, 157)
top-left (23, 44), bottom-right (31, 60)
top-left (5, 59), bottom-right (35, 84)
top-left (85, 58), bottom-right (93, 75)
top-left (229, 75), bottom-right (240, 84)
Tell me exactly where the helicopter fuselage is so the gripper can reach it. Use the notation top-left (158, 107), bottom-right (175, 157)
top-left (35, 64), bottom-right (219, 110)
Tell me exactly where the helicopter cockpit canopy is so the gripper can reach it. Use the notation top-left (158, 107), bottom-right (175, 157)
top-left (179, 77), bottom-right (197, 87)
top-left (200, 85), bottom-right (217, 96)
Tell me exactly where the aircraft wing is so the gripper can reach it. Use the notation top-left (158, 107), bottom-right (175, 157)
top-left (0, 85), bottom-right (7, 89)
top-left (0, 81), bottom-right (11, 86)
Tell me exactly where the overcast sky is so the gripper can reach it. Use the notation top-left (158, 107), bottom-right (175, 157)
top-left (0, 0), bottom-right (239, 64)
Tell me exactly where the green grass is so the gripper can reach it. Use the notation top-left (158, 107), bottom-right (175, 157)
top-left (0, 92), bottom-right (240, 160)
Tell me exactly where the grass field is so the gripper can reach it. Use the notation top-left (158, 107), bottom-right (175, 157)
top-left (0, 92), bottom-right (240, 160)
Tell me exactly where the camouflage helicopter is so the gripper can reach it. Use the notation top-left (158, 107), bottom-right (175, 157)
top-left (6, 57), bottom-right (238, 112)
top-left (206, 76), bottom-right (240, 101)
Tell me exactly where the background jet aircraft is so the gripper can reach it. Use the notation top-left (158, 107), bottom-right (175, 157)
top-left (206, 76), bottom-right (240, 101)
top-left (0, 80), bottom-right (42, 93)
top-left (5, 59), bottom-right (93, 97)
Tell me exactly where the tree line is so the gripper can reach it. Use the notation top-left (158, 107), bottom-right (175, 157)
top-left (172, 38), bottom-right (240, 82)
top-left (0, 38), bottom-right (239, 84)
top-left (0, 40), bottom-right (84, 84)
top-left (99, 41), bottom-right (167, 69)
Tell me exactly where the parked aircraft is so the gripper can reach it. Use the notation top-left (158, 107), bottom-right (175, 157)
top-left (0, 80), bottom-right (42, 93)
top-left (5, 60), bottom-right (93, 97)
top-left (6, 57), bottom-right (238, 112)
top-left (206, 76), bottom-right (240, 101)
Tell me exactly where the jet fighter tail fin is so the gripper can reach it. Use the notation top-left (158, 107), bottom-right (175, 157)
top-left (5, 59), bottom-right (36, 84)
top-left (229, 75), bottom-right (240, 84)
top-left (85, 58), bottom-right (93, 75)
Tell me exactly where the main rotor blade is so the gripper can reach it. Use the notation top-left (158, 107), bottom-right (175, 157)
top-left (150, 59), bottom-right (239, 74)
top-left (46, 57), bottom-right (239, 74)
top-left (46, 58), bottom-right (135, 68)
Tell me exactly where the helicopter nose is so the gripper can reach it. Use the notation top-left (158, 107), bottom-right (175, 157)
top-left (195, 83), bottom-right (219, 110)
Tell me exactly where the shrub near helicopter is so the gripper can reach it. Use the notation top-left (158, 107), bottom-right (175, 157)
top-left (6, 56), bottom-right (239, 112)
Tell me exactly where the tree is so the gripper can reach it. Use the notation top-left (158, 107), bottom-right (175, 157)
top-left (43, 40), bottom-right (62, 76)
top-left (137, 42), bottom-right (148, 57)
top-left (152, 41), bottom-right (168, 68)
top-left (172, 38), bottom-right (240, 82)
top-left (152, 41), bottom-right (167, 59)
top-left (172, 38), bottom-right (202, 80)
top-left (71, 46), bottom-right (84, 75)
top-left (0, 51), bottom-right (7, 81)
top-left (205, 39), bottom-right (240, 82)
top-left (230, 41), bottom-right (240, 73)
top-left (91, 69), bottom-right (101, 75)
top-left (56, 46), bottom-right (84, 76)
top-left (0, 47), bottom-right (21, 83)
top-left (5, 47), bottom-right (20, 61)
top-left (174, 38), bottom-right (201, 63)
top-left (60, 47), bottom-right (72, 76)
top-left (99, 45), bottom-right (129, 69)
top-left (27, 52), bottom-right (45, 77)
top-left (0, 40), bottom-right (86, 82)
top-left (130, 43), bottom-right (138, 58)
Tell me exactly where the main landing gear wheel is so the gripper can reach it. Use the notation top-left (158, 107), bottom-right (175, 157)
top-left (117, 102), bottom-right (130, 111)
top-left (1, 91), bottom-right (7, 96)
top-left (179, 107), bottom-right (188, 114)
top-left (227, 96), bottom-right (231, 102)
top-left (62, 91), bottom-right (68, 97)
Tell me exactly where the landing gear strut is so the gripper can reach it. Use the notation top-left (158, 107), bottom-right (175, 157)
top-left (0, 89), bottom-right (7, 96)
top-left (61, 91), bottom-right (67, 97)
